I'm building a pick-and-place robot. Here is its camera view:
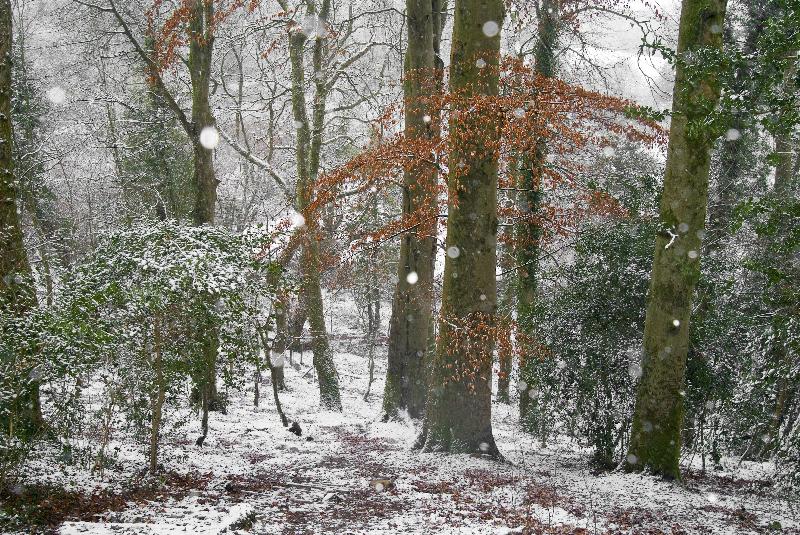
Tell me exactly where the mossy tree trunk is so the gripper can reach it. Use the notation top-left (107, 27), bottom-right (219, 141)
top-left (765, 49), bottom-right (797, 456)
top-left (417, 0), bottom-right (504, 456)
top-left (285, 0), bottom-right (341, 410)
top-left (186, 0), bottom-right (224, 413)
top-left (383, 0), bottom-right (444, 420)
top-left (0, 0), bottom-right (42, 438)
top-left (626, 0), bottom-right (728, 480)
top-left (517, 0), bottom-right (559, 432)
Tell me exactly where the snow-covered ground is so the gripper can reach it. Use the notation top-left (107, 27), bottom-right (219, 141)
top-left (6, 296), bottom-right (799, 534)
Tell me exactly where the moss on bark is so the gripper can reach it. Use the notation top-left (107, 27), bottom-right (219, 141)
top-left (626, 0), bottom-right (728, 480)
top-left (417, 0), bottom-right (504, 456)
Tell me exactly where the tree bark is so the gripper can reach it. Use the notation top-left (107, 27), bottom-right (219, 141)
top-left (186, 0), bottom-right (225, 411)
top-left (417, 0), bottom-right (504, 456)
top-left (383, 0), bottom-right (443, 420)
top-left (188, 0), bottom-right (218, 226)
top-left (626, 0), bottom-right (728, 480)
top-left (272, 296), bottom-right (288, 391)
top-left (517, 0), bottom-right (559, 432)
top-left (0, 0), bottom-right (42, 438)
top-left (286, 0), bottom-right (341, 410)
top-left (149, 315), bottom-right (165, 473)
top-left (496, 264), bottom-right (513, 403)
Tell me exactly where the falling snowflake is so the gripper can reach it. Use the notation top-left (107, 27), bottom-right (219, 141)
top-left (475, 58), bottom-right (487, 68)
top-left (406, 271), bottom-right (419, 284)
top-left (447, 246), bottom-right (460, 258)
top-left (482, 21), bottom-right (499, 37)
top-left (200, 126), bottom-right (220, 149)
top-left (289, 211), bottom-right (306, 229)
top-left (301, 14), bottom-right (327, 38)
top-left (270, 353), bottom-right (285, 368)
top-left (47, 86), bottom-right (66, 104)
top-left (726, 128), bottom-right (741, 141)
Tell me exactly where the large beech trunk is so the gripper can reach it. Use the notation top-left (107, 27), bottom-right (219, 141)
top-left (383, 0), bottom-right (444, 420)
top-left (417, 0), bottom-right (504, 456)
top-left (626, 0), bottom-right (728, 480)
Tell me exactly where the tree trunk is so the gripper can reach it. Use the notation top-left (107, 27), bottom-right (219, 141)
top-left (517, 0), bottom-right (559, 432)
top-left (286, 0), bottom-right (341, 410)
top-left (765, 49), bottom-right (797, 455)
top-left (288, 290), bottom-right (307, 350)
top-left (149, 316), bottom-right (165, 473)
top-left (626, 0), bottom-right (728, 480)
top-left (187, 0), bottom-right (224, 412)
top-left (188, 0), bottom-right (217, 226)
top-left (496, 186), bottom-right (515, 403)
top-left (365, 201), bottom-right (381, 402)
top-left (0, 0), bottom-right (42, 438)
top-left (496, 269), bottom-right (513, 403)
top-left (417, 0), bottom-right (504, 456)
top-left (272, 296), bottom-right (288, 391)
top-left (383, 0), bottom-right (443, 420)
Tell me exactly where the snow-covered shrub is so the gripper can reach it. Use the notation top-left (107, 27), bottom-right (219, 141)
top-left (519, 143), bottom-right (661, 467)
top-left (34, 220), bottom-right (282, 471)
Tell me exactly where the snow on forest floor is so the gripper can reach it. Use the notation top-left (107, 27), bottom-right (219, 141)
top-left (4, 298), bottom-right (800, 535)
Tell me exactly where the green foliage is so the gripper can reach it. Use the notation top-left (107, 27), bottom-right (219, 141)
top-left (522, 143), bottom-right (662, 467)
top-left (3, 220), bottom-right (286, 478)
top-left (718, 0), bottom-right (799, 140)
top-left (118, 89), bottom-right (194, 221)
